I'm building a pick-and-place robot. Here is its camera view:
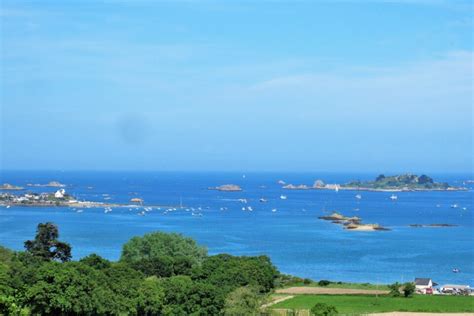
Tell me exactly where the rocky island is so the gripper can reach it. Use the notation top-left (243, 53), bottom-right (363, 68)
top-left (283, 174), bottom-right (466, 192)
top-left (318, 212), bottom-right (390, 231)
top-left (0, 183), bottom-right (24, 190)
top-left (208, 184), bottom-right (242, 192)
top-left (27, 181), bottom-right (67, 188)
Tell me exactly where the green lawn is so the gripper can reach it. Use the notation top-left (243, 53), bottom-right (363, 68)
top-left (272, 294), bottom-right (474, 313)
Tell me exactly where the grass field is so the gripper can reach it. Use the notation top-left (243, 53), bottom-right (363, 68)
top-left (271, 294), bottom-right (474, 314)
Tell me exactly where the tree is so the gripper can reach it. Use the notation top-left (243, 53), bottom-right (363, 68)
top-left (402, 282), bottom-right (416, 298)
top-left (318, 280), bottom-right (331, 286)
top-left (159, 275), bottom-right (224, 316)
top-left (223, 287), bottom-right (261, 316)
top-left (310, 302), bottom-right (338, 316)
top-left (375, 174), bottom-right (386, 182)
top-left (120, 232), bottom-right (207, 274)
top-left (192, 254), bottom-right (279, 294)
top-left (80, 254), bottom-right (111, 270)
top-left (388, 282), bottom-right (401, 297)
top-left (24, 223), bottom-right (72, 262)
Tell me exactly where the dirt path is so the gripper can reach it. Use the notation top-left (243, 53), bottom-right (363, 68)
top-left (276, 286), bottom-right (389, 295)
top-left (261, 295), bottom-right (294, 309)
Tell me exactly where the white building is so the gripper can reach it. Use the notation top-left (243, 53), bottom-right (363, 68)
top-left (414, 278), bottom-right (437, 294)
top-left (54, 189), bottom-right (66, 199)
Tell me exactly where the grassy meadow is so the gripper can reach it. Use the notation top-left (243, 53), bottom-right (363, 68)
top-left (271, 294), bottom-right (474, 314)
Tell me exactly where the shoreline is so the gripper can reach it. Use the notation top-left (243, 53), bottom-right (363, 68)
top-left (0, 202), bottom-right (182, 209)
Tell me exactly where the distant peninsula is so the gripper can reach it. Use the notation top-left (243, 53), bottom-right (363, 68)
top-left (208, 184), bottom-right (242, 192)
top-left (283, 174), bottom-right (466, 192)
top-left (0, 183), bottom-right (24, 190)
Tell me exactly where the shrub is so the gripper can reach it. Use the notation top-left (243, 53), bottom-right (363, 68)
top-left (318, 280), bottom-right (331, 286)
top-left (310, 302), bottom-right (338, 316)
top-left (303, 278), bottom-right (312, 285)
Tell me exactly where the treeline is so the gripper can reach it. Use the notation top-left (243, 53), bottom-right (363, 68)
top-left (0, 223), bottom-right (280, 315)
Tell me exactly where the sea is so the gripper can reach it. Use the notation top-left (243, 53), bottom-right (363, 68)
top-left (0, 171), bottom-right (472, 287)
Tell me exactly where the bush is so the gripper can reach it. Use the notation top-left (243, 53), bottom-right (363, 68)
top-left (403, 282), bottom-right (416, 297)
top-left (388, 282), bottom-right (401, 297)
top-left (318, 280), bottom-right (331, 286)
top-left (303, 278), bottom-right (312, 285)
top-left (310, 302), bottom-right (338, 316)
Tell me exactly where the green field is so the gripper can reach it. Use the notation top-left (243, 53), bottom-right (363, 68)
top-left (272, 294), bottom-right (474, 313)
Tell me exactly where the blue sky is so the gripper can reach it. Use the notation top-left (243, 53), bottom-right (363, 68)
top-left (1, 0), bottom-right (472, 172)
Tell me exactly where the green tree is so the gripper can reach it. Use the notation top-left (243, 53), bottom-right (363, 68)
top-left (159, 275), bottom-right (224, 316)
top-left (120, 232), bottom-right (207, 275)
top-left (192, 254), bottom-right (279, 294)
top-left (24, 222), bottom-right (72, 262)
top-left (310, 302), bottom-right (338, 316)
top-left (403, 282), bottom-right (416, 297)
top-left (80, 253), bottom-right (111, 270)
top-left (388, 282), bottom-right (401, 297)
top-left (223, 287), bottom-right (261, 316)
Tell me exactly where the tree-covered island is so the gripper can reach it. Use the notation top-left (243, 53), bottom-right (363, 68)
top-left (283, 174), bottom-right (466, 192)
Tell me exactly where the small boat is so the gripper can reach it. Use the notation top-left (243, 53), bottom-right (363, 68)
top-left (390, 194), bottom-right (398, 201)
top-left (452, 268), bottom-right (460, 273)
top-left (6, 205), bottom-right (10, 209)
top-left (355, 194), bottom-right (362, 200)
top-left (451, 204), bottom-right (459, 209)
top-left (260, 198), bottom-right (268, 203)
top-left (238, 198), bottom-right (248, 204)
top-left (335, 186), bottom-right (339, 192)
top-left (247, 206), bottom-right (253, 211)
top-left (271, 208), bottom-right (277, 213)
top-left (241, 207), bottom-right (246, 211)
top-left (137, 211), bottom-right (145, 216)
top-left (76, 209), bottom-right (83, 213)
top-left (462, 207), bottom-right (467, 211)
top-left (280, 195), bottom-right (287, 200)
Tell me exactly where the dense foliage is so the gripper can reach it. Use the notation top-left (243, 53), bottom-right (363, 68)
top-left (0, 223), bottom-right (279, 315)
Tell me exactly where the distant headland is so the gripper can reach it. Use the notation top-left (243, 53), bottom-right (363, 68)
top-left (283, 174), bottom-right (467, 192)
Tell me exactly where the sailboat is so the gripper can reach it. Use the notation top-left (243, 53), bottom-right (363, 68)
top-left (390, 194), bottom-right (398, 201)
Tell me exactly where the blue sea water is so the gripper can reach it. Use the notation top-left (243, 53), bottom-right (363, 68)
top-left (0, 171), bottom-right (473, 286)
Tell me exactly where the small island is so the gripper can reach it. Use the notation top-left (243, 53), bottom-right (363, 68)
top-left (318, 212), bottom-right (389, 231)
top-left (208, 184), bottom-right (242, 192)
top-left (27, 181), bottom-right (66, 188)
top-left (283, 174), bottom-right (466, 192)
top-left (0, 183), bottom-right (24, 190)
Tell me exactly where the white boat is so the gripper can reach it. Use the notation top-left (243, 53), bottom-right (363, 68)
top-left (6, 205), bottom-right (10, 209)
top-left (259, 198), bottom-right (268, 203)
top-left (247, 206), bottom-right (253, 211)
top-left (451, 204), bottom-right (459, 209)
top-left (280, 195), bottom-right (287, 200)
top-left (241, 207), bottom-right (246, 211)
top-left (271, 208), bottom-right (277, 212)
top-left (77, 209), bottom-right (83, 213)
top-left (390, 194), bottom-right (398, 201)
top-left (355, 194), bottom-right (362, 200)
top-left (335, 186), bottom-right (339, 192)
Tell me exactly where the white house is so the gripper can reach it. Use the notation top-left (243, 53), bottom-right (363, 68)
top-left (414, 278), bottom-right (437, 294)
top-left (54, 189), bottom-right (66, 199)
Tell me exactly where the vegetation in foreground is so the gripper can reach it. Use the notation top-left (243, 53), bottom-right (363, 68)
top-left (0, 222), bottom-right (279, 315)
top-left (272, 294), bottom-right (474, 314)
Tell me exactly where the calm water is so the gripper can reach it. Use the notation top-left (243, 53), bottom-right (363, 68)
top-left (0, 171), bottom-right (473, 286)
